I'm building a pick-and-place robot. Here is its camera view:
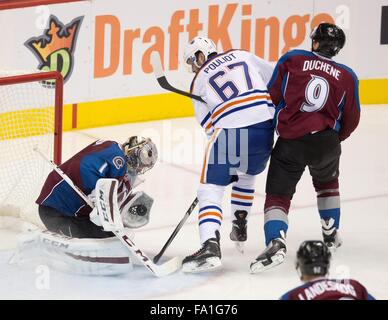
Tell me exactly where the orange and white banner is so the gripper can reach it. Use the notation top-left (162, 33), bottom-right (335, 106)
top-left (0, 0), bottom-right (387, 127)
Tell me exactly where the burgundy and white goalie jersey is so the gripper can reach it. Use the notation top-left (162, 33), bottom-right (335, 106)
top-left (280, 278), bottom-right (375, 300)
top-left (268, 49), bottom-right (360, 141)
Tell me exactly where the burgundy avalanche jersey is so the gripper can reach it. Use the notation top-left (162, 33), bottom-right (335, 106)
top-left (268, 49), bottom-right (360, 141)
top-left (280, 278), bottom-right (375, 300)
top-left (36, 140), bottom-right (130, 217)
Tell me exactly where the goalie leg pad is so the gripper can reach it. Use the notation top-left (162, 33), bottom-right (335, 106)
top-left (41, 231), bottom-right (133, 275)
top-left (14, 230), bottom-right (134, 276)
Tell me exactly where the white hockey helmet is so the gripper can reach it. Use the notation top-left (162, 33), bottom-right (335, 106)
top-left (183, 36), bottom-right (217, 70)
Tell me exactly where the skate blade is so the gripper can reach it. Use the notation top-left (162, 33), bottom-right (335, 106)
top-left (250, 253), bottom-right (285, 274)
top-left (326, 237), bottom-right (343, 255)
top-left (327, 242), bottom-right (342, 255)
top-left (327, 246), bottom-right (337, 255)
top-left (233, 241), bottom-right (245, 254)
top-left (182, 257), bottom-right (222, 273)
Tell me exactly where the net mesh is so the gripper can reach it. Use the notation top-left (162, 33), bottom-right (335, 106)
top-left (0, 71), bottom-right (60, 227)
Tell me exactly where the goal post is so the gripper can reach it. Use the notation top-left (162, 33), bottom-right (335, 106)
top-left (0, 71), bottom-right (63, 225)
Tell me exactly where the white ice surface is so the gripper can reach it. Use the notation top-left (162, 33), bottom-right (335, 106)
top-left (0, 105), bottom-right (387, 300)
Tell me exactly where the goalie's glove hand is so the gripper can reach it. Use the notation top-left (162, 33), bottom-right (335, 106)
top-left (128, 204), bottom-right (147, 216)
top-left (120, 191), bottom-right (153, 228)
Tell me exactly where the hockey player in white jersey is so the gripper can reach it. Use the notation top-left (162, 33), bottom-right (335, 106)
top-left (181, 36), bottom-right (275, 272)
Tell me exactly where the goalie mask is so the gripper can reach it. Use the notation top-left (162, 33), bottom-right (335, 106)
top-left (123, 136), bottom-right (158, 175)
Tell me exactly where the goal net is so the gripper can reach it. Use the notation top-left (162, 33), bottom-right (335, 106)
top-left (0, 71), bottom-right (63, 228)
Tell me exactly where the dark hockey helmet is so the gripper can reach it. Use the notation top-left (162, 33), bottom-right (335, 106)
top-left (310, 23), bottom-right (346, 58)
top-left (296, 240), bottom-right (331, 277)
top-left (122, 136), bottom-right (158, 175)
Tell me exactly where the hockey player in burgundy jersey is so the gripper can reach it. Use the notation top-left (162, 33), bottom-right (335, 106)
top-left (280, 241), bottom-right (375, 300)
top-left (251, 23), bottom-right (361, 273)
top-left (36, 136), bottom-right (157, 239)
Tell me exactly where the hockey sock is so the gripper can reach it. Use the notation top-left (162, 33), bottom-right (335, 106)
top-left (263, 195), bottom-right (291, 246)
top-left (231, 173), bottom-right (256, 218)
top-left (314, 179), bottom-right (341, 229)
top-left (197, 183), bottom-right (225, 244)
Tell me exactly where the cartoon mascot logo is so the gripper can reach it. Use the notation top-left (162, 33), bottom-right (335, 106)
top-left (25, 15), bottom-right (83, 84)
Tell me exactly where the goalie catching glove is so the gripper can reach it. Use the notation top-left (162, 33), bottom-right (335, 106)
top-left (90, 179), bottom-right (153, 231)
top-left (119, 191), bottom-right (153, 228)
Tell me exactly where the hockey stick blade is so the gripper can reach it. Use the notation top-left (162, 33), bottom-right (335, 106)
top-left (150, 52), bottom-right (205, 103)
top-left (116, 229), bottom-right (181, 277)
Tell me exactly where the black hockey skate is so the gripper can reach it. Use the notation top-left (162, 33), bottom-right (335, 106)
top-left (321, 218), bottom-right (342, 253)
top-left (182, 231), bottom-right (221, 273)
top-left (230, 210), bottom-right (247, 253)
top-left (250, 232), bottom-right (287, 273)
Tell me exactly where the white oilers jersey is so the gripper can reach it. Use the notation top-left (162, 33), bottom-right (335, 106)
top-left (190, 49), bottom-right (275, 134)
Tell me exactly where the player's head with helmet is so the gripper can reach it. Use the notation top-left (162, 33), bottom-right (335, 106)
top-left (296, 240), bottom-right (331, 281)
top-left (184, 36), bottom-right (217, 73)
top-left (310, 23), bottom-right (346, 58)
top-left (122, 136), bottom-right (158, 175)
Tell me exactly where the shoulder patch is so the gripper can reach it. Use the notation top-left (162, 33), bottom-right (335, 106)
top-left (112, 156), bottom-right (125, 170)
top-left (94, 139), bottom-right (105, 145)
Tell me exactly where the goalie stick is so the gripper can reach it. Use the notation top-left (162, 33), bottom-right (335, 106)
top-left (34, 147), bottom-right (181, 277)
top-left (150, 52), bottom-right (205, 103)
top-left (153, 197), bottom-right (198, 263)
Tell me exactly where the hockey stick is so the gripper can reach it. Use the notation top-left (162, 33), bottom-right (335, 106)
top-left (150, 52), bottom-right (205, 103)
top-left (153, 197), bottom-right (199, 263)
top-left (95, 179), bottom-right (181, 277)
top-left (33, 147), bottom-right (181, 277)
